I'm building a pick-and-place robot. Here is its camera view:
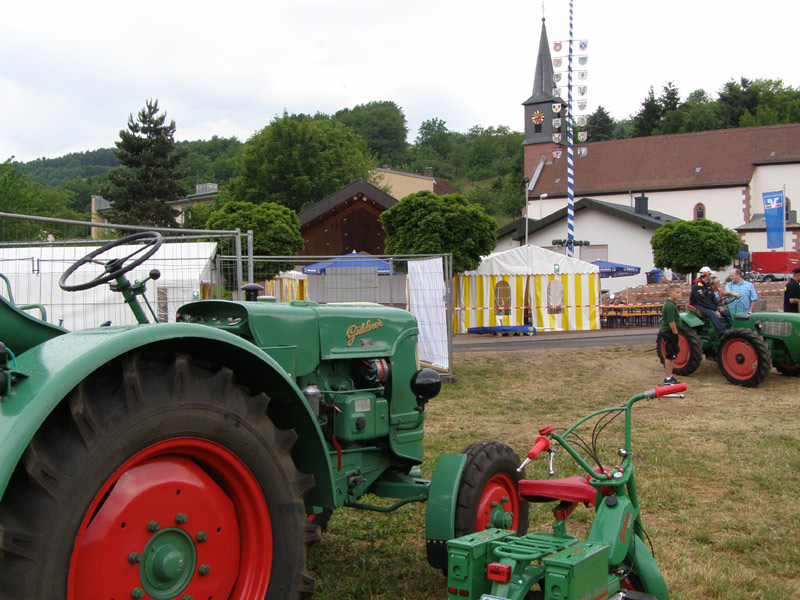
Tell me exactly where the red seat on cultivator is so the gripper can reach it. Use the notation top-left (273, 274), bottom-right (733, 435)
top-left (518, 476), bottom-right (597, 506)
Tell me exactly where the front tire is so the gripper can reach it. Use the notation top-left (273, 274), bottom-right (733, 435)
top-left (0, 352), bottom-right (319, 600)
top-left (716, 328), bottom-right (771, 387)
top-left (656, 322), bottom-right (703, 375)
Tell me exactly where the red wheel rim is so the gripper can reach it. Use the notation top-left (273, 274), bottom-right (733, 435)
top-left (720, 339), bottom-right (759, 380)
top-left (473, 473), bottom-right (521, 532)
top-left (68, 437), bottom-right (272, 600)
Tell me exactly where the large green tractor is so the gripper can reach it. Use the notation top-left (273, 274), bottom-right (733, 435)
top-left (0, 233), bottom-right (528, 599)
top-left (656, 300), bottom-right (800, 387)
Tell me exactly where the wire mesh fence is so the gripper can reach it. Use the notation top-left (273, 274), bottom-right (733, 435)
top-left (1, 212), bottom-right (454, 374)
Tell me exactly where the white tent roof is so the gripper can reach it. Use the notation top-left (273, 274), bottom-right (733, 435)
top-left (465, 244), bottom-right (599, 276)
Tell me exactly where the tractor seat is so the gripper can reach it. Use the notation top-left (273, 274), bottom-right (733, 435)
top-left (519, 476), bottom-right (598, 506)
top-left (686, 304), bottom-right (699, 315)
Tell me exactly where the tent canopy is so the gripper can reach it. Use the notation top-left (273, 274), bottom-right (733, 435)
top-left (466, 245), bottom-right (599, 276)
top-left (591, 260), bottom-right (641, 278)
top-left (302, 251), bottom-right (391, 275)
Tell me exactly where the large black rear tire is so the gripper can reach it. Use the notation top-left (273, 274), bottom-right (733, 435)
top-left (656, 322), bottom-right (703, 375)
top-left (716, 328), bottom-right (771, 387)
top-left (0, 352), bottom-right (319, 600)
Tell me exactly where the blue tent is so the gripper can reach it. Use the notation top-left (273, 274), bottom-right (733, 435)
top-left (591, 260), bottom-right (641, 278)
top-left (302, 251), bottom-right (392, 275)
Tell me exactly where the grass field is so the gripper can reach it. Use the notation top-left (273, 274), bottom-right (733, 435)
top-left (307, 342), bottom-right (800, 600)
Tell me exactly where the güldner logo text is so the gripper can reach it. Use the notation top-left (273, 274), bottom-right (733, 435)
top-left (346, 320), bottom-right (383, 347)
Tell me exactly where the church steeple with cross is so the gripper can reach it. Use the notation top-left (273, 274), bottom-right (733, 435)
top-left (523, 18), bottom-right (565, 147)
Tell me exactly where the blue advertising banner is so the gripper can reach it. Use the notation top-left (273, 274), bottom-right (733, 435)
top-left (762, 190), bottom-right (785, 249)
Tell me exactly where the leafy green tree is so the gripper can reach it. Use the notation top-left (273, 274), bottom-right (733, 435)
top-left (0, 159), bottom-right (83, 241)
top-left (178, 136), bottom-right (242, 191)
top-left (381, 190), bottom-right (497, 273)
top-left (106, 99), bottom-right (187, 227)
top-left (206, 200), bottom-right (304, 278)
top-left (228, 112), bottom-right (375, 212)
top-left (650, 219), bottom-right (740, 275)
top-left (415, 118), bottom-right (452, 156)
top-left (333, 101), bottom-right (408, 165)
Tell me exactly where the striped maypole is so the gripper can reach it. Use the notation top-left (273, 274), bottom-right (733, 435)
top-left (565, 0), bottom-right (575, 258)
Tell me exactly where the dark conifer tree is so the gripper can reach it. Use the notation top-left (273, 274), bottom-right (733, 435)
top-left (106, 99), bottom-right (187, 227)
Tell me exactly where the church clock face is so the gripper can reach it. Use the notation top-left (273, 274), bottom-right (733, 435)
top-left (531, 110), bottom-right (545, 125)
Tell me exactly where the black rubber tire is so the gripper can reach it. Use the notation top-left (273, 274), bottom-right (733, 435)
top-left (773, 359), bottom-right (800, 377)
top-left (716, 328), bottom-right (772, 387)
top-left (454, 441), bottom-right (529, 537)
top-left (656, 322), bottom-right (703, 376)
top-left (0, 351), bottom-right (319, 600)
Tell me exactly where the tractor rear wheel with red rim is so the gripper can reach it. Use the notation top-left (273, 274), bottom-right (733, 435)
top-left (0, 352), bottom-right (319, 599)
top-left (656, 322), bottom-right (703, 376)
top-left (716, 328), bottom-right (771, 387)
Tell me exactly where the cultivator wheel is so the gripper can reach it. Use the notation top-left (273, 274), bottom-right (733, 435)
top-left (716, 328), bottom-right (771, 387)
top-left (454, 441), bottom-right (529, 537)
top-left (0, 352), bottom-right (319, 600)
top-left (656, 322), bottom-right (703, 376)
top-left (426, 441), bottom-right (528, 572)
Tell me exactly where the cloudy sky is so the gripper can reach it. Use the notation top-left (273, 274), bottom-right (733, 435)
top-left (2, 0), bottom-right (798, 163)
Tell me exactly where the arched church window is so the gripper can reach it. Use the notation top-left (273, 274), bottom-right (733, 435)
top-left (693, 203), bottom-right (705, 220)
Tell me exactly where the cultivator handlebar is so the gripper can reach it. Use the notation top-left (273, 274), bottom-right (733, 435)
top-left (647, 382), bottom-right (687, 399)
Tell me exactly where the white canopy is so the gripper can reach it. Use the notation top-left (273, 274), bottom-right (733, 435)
top-left (466, 245), bottom-right (599, 276)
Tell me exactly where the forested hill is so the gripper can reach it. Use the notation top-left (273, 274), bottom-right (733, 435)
top-left (25, 148), bottom-right (119, 186)
top-left (24, 137), bottom-right (243, 191)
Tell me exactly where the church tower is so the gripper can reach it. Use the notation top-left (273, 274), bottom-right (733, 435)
top-left (523, 18), bottom-right (564, 147)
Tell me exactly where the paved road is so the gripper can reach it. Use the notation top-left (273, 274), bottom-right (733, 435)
top-left (453, 330), bottom-right (657, 353)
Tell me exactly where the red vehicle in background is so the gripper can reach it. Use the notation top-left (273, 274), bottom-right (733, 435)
top-left (747, 251), bottom-right (800, 282)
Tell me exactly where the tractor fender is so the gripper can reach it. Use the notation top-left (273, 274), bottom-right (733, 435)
top-left (425, 453), bottom-right (468, 543)
top-left (679, 311), bottom-right (705, 329)
top-left (0, 323), bottom-right (333, 505)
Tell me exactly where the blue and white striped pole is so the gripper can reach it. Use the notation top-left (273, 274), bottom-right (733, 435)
top-left (565, 0), bottom-right (575, 258)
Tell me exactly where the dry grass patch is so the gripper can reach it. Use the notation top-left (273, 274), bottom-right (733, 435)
top-left (308, 343), bottom-right (800, 600)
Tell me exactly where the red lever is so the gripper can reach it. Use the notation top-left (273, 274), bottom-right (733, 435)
top-left (527, 435), bottom-right (551, 461)
top-left (655, 382), bottom-right (687, 398)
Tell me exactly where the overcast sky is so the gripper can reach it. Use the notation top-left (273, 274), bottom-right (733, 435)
top-left (2, 0), bottom-right (798, 163)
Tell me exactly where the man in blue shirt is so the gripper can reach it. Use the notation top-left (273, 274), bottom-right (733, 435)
top-left (725, 268), bottom-right (758, 315)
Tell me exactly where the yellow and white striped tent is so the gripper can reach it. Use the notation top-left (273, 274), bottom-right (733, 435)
top-left (454, 245), bottom-right (601, 333)
top-left (261, 271), bottom-right (308, 302)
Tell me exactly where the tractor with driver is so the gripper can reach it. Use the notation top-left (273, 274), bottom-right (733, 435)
top-left (656, 294), bottom-right (800, 386)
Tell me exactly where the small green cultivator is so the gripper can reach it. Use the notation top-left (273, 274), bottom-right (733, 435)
top-left (444, 384), bottom-right (685, 600)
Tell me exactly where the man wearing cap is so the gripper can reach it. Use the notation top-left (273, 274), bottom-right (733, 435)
top-left (690, 266), bottom-right (726, 334)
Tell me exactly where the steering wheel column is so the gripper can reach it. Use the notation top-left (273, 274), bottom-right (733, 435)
top-left (59, 232), bottom-right (164, 324)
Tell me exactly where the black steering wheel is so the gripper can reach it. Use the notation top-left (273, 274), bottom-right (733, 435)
top-left (59, 232), bottom-right (163, 292)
